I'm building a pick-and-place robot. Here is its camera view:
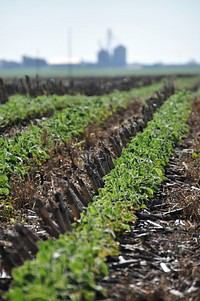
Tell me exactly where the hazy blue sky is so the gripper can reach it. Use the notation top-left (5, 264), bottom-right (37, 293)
top-left (1, 0), bottom-right (200, 64)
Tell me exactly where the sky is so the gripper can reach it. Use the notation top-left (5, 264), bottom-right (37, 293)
top-left (0, 0), bottom-right (200, 65)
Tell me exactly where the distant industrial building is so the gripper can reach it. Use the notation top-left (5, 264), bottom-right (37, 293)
top-left (0, 60), bottom-right (20, 68)
top-left (22, 56), bottom-right (47, 67)
top-left (97, 44), bottom-right (127, 67)
top-left (98, 49), bottom-right (110, 66)
top-left (113, 45), bottom-right (126, 66)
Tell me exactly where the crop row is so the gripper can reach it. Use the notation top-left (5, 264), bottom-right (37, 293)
top-left (0, 83), bottom-right (174, 277)
top-left (0, 82), bottom-right (163, 133)
top-left (0, 76), bottom-right (199, 133)
top-left (1, 75), bottom-right (198, 103)
top-left (5, 90), bottom-right (194, 301)
top-left (0, 83), bottom-right (165, 197)
top-left (0, 75), bottom-right (165, 102)
top-left (173, 76), bottom-right (200, 91)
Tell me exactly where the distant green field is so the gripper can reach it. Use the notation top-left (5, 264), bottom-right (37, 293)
top-left (0, 65), bottom-right (200, 78)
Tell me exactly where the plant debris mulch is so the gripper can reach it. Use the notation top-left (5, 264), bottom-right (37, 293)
top-left (97, 98), bottom-right (200, 300)
top-left (0, 75), bottom-right (165, 102)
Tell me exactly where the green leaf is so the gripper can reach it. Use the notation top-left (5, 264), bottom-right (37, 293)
top-left (0, 173), bottom-right (8, 186)
top-left (145, 187), bottom-right (154, 196)
top-left (0, 187), bottom-right (9, 195)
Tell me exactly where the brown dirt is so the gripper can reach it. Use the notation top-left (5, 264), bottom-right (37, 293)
top-left (1, 75), bottom-right (166, 100)
top-left (97, 98), bottom-right (200, 301)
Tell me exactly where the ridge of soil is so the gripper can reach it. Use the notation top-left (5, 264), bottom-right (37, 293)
top-left (1, 75), bottom-right (167, 100)
top-left (97, 98), bottom-right (200, 301)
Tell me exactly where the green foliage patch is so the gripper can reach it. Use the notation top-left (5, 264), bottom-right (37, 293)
top-left (0, 83), bottom-right (162, 196)
top-left (0, 83), bottom-right (162, 131)
top-left (5, 90), bottom-right (192, 301)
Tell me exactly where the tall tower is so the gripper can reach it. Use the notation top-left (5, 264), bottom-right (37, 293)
top-left (113, 45), bottom-right (126, 66)
top-left (107, 29), bottom-right (113, 54)
top-left (97, 49), bottom-right (110, 66)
